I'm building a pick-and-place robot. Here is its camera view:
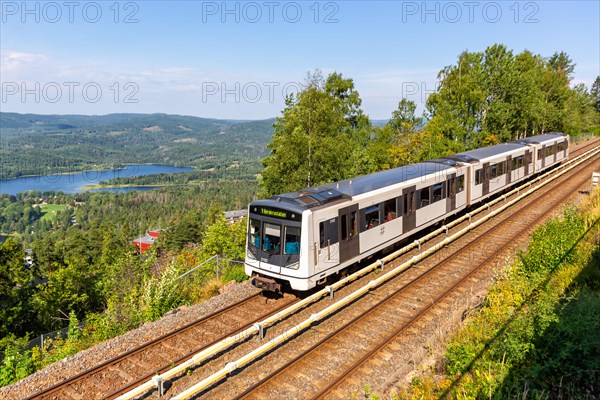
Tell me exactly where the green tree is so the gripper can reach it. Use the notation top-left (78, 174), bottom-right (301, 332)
top-left (260, 70), bottom-right (372, 196)
top-left (590, 76), bottom-right (600, 113)
top-left (201, 215), bottom-right (247, 261)
top-left (389, 98), bottom-right (423, 134)
top-left (548, 51), bottom-right (575, 80)
top-left (203, 202), bottom-right (224, 229)
top-left (67, 310), bottom-right (82, 341)
top-left (426, 49), bottom-right (486, 147)
top-left (0, 238), bottom-right (34, 337)
top-left (426, 45), bottom-right (599, 148)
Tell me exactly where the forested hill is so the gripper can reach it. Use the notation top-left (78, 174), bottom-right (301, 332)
top-left (0, 112), bottom-right (275, 179)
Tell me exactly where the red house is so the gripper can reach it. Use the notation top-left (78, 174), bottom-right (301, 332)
top-left (133, 229), bottom-right (161, 253)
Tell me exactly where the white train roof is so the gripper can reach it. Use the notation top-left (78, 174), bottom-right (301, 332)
top-left (268, 161), bottom-right (452, 209)
top-left (450, 143), bottom-right (527, 161)
top-left (512, 132), bottom-right (567, 144)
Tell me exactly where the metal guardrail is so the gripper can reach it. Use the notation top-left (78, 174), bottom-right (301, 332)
top-left (119, 144), bottom-right (600, 399)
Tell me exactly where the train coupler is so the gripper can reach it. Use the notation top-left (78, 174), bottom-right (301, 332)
top-left (251, 276), bottom-right (282, 293)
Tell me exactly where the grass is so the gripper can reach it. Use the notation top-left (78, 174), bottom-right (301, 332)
top-left (389, 189), bottom-right (600, 399)
top-left (39, 204), bottom-right (68, 222)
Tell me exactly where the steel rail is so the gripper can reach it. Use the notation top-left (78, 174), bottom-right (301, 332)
top-left (26, 292), bottom-right (264, 399)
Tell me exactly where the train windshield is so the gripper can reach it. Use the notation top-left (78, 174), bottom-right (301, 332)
top-left (262, 222), bottom-right (281, 254)
top-left (247, 212), bottom-right (301, 268)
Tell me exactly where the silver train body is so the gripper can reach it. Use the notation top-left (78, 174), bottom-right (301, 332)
top-left (245, 133), bottom-right (569, 291)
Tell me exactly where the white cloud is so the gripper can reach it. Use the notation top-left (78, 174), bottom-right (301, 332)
top-left (0, 50), bottom-right (47, 72)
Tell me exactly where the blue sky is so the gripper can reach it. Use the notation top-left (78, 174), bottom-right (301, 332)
top-left (1, 0), bottom-right (599, 119)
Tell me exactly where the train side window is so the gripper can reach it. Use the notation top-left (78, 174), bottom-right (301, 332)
top-left (329, 219), bottom-right (338, 245)
top-left (457, 175), bottom-right (465, 192)
top-left (489, 164), bottom-right (498, 179)
top-left (403, 193), bottom-right (411, 215)
top-left (498, 161), bottom-right (505, 175)
top-left (403, 191), bottom-right (415, 214)
top-left (447, 178), bottom-right (456, 197)
top-left (384, 199), bottom-right (397, 222)
top-left (475, 169), bottom-right (482, 185)
top-left (350, 211), bottom-right (357, 238)
top-left (419, 187), bottom-right (430, 208)
top-left (518, 156), bottom-right (524, 168)
top-left (341, 214), bottom-right (348, 241)
top-left (364, 205), bottom-right (380, 230)
top-left (319, 222), bottom-right (325, 247)
top-left (432, 183), bottom-right (443, 202)
top-left (321, 218), bottom-right (339, 248)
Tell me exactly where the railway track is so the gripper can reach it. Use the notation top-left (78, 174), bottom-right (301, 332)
top-left (167, 141), bottom-right (599, 399)
top-left (25, 292), bottom-right (297, 400)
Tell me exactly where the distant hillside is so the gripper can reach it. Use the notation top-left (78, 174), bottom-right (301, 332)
top-left (0, 112), bottom-right (275, 180)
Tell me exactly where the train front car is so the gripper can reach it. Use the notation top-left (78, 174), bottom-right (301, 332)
top-left (245, 199), bottom-right (308, 292)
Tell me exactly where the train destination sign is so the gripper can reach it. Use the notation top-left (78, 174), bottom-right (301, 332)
top-left (252, 206), bottom-right (302, 221)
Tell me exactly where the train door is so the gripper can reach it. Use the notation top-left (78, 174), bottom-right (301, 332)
top-left (317, 217), bottom-right (340, 271)
top-left (506, 155), bottom-right (512, 184)
top-left (446, 174), bottom-right (456, 213)
top-left (339, 205), bottom-right (359, 263)
top-left (402, 186), bottom-right (416, 233)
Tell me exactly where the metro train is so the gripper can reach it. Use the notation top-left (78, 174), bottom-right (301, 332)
top-left (245, 133), bottom-right (569, 291)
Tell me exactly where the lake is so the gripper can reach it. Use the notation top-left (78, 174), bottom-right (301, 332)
top-left (0, 165), bottom-right (194, 195)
